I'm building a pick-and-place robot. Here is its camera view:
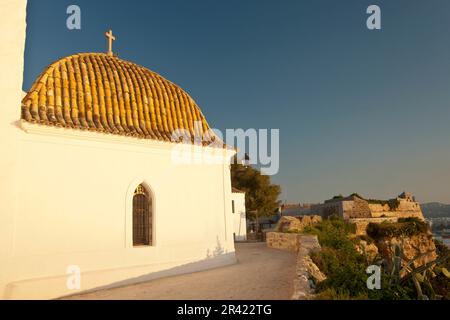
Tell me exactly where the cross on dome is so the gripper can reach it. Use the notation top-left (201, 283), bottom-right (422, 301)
top-left (105, 29), bottom-right (116, 56)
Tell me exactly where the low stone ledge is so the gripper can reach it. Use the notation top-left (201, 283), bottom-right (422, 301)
top-left (266, 232), bottom-right (324, 299)
top-left (292, 235), bottom-right (324, 300)
top-left (266, 232), bottom-right (300, 252)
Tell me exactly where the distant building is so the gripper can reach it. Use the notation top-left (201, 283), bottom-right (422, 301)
top-left (309, 192), bottom-right (424, 221)
top-left (280, 203), bottom-right (316, 217)
top-left (231, 188), bottom-right (247, 241)
top-left (247, 214), bottom-right (281, 233)
top-left (306, 192), bottom-right (425, 236)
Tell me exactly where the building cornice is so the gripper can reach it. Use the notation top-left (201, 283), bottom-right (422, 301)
top-left (20, 120), bottom-right (236, 159)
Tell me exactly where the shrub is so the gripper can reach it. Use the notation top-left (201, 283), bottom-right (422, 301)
top-left (315, 288), bottom-right (368, 300)
top-left (308, 216), bottom-right (432, 300)
top-left (307, 217), bottom-right (370, 298)
top-left (366, 217), bottom-right (428, 239)
top-left (357, 234), bottom-right (375, 245)
top-left (303, 216), bottom-right (356, 250)
top-left (431, 240), bottom-right (450, 299)
top-left (368, 278), bottom-right (415, 300)
top-left (314, 249), bottom-right (368, 297)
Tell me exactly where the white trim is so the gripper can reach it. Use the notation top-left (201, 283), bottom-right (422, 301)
top-left (20, 120), bottom-right (236, 158)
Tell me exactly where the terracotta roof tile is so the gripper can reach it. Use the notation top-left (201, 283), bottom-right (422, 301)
top-left (22, 53), bottom-right (221, 146)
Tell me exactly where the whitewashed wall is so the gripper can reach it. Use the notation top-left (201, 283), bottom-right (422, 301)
top-left (2, 124), bottom-right (236, 299)
top-left (0, 0), bottom-right (27, 301)
top-left (0, 0), bottom-right (238, 299)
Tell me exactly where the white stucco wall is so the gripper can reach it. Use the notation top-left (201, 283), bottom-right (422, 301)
top-left (1, 123), bottom-right (236, 299)
top-left (231, 192), bottom-right (247, 241)
top-left (0, 0), bottom-right (27, 300)
top-left (0, 0), bottom-right (238, 299)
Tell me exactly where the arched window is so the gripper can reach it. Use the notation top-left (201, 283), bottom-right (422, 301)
top-left (133, 184), bottom-right (152, 246)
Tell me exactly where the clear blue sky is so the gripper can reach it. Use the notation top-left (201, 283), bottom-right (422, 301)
top-left (24, 0), bottom-right (450, 204)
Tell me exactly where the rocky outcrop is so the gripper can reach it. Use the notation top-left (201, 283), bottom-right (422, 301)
top-left (355, 240), bottom-right (379, 262)
top-left (376, 233), bottom-right (437, 271)
top-left (275, 215), bottom-right (322, 233)
top-left (303, 255), bottom-right (327, 283)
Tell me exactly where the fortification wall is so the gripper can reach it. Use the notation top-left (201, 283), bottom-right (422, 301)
top-left (368, 203), bottom-right (391, 213)
top-left (369, 199), bottom-right (424, 220)
top-left (342, 198), bottom-right (372, 219)
top-left (308, 193), bottom-right (425, 224)
top-left (350, 217), bottom-right (398, 236)
top-left (310, 202), bottom-right (343, 218)
top-left (397, 199), bottom-right (422, 212)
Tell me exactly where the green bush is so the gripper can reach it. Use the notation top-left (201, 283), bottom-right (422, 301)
top-left (366, 217), bottom-right (429, 239)
top-left (431, 240), bottom-right (450, 299)
top-left (435, 240), bottom-right (450, 268)
top-left (306, 217), bottom-right (371, 298)
top-left (314, 249), bottom-right (368, 297)
top-left (308, 216), bottom-right (428, 300)
top-left (315, 288), bottom-right (368, 300)
top-left (303, 215), bottom-right (356, 250)
top-left (368, 277), bottom-right (415, 300)
top-left (356, 234), bottom-right (375, 245)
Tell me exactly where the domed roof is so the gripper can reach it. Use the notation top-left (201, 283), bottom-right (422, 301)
top-left (21, 53), bottom-right (217, 144)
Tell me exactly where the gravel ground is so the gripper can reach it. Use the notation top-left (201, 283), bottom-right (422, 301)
top-left (65, 242), bottom-right (296, 300)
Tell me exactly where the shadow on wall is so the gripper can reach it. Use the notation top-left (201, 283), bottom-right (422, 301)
top-left (59, 244), bottom-right (235, 299)
top-left (206, 237), bottom-right (225, 259)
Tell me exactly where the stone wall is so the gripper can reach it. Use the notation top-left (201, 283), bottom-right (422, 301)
top-left (266, 233), bottom-right (325, 300)
top-left (310, 197), bottom-right (372, 219)
top-left (368, 203), bottom-right (391, 213)
top-left (266, 232), bottom-right (301, 251)
top-left (342, 197), bottom-right (372, 219)
top-left (310, 201), bottom-right (343, 218)
top-left (310, 193), bottom-right (425, 222)
top-left (397, 198), bottom-right (422, 212)
top-left (350, 217), bottom-right (398, 236)
top-left (369, 199), bottom-right (424, 220)
top-left (292, 235), bottom-right (323, 300)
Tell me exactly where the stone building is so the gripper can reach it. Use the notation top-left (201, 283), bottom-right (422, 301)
top-left (308, 192), bottom-right (425, 236)
top-left (310, 192), bottom-right (425, 221)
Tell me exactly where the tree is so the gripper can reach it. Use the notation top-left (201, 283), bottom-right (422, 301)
top-left (231, 162), bottom-right (281, 229)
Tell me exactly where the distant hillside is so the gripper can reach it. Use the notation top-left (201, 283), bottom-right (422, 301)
top-left (421, 202), bottom-right (450, 218)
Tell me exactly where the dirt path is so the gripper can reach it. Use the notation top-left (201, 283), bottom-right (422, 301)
top-left (65, 243), bottom-right (296, 300)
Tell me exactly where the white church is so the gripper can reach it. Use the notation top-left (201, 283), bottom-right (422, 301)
top-left (0, 0), bottom-right (241, 299)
